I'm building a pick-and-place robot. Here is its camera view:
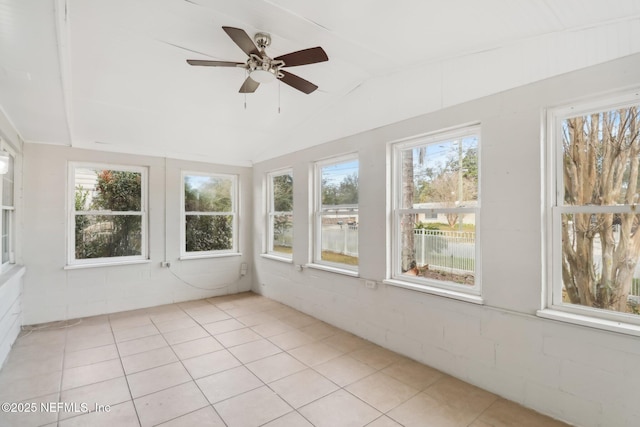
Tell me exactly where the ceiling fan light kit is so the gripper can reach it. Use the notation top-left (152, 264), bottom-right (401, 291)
top-left (187, 26), bottom-right (328, 94)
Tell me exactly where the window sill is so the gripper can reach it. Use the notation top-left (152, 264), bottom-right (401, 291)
top-left (536, 308), bottom-right (640, 337)
top-left (0, 264), bottom-right (25, 288)
top-left (260, 254), bottom-right (293, 263)
top-left (64, 259), bottom-right (151, 270)
top-left (383, 279), bottom-right (484, 305)
top-left (306, 263), bottom-right (359, 277)
top-left (179, 253), bottom-right (242, 261)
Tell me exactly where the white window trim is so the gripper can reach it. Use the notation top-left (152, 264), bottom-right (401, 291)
top-left (389, 124), bottom-right (482, 298)
top-left (266, 168), bottom-right (293, 260)
top-left (0, 140), bottom-right (16, 271)
top-left (542, 89), bottom-right (640, 332)
top-left (311, 153), bottom-right (359, 274)
top-left (180, 171), bottom-right (239, 258)
top-left (68, 162), bottom-right (148, 267)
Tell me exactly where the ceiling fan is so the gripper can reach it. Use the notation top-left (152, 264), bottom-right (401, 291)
top-left (187, 26), bottom-right (328, 94)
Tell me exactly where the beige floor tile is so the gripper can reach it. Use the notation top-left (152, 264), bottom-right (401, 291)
top-left (246, 352), bottom-right (307, 383)
top-left (171, 336), bottom-right (223, 360)
top-left (109, 313), bottom-right (152, 332)
top-left (280, 313), bottom-right (318, 329)
top-left (323, 333), bottom-right (370, 353)
top-left (263, 411), bottom-right (315, 426)
top-left (214, 327), bottom-right (262, 347)
top-left (62, 358), bottom-right (124, 390)
top-left (202, 318), bottom-right (245, 335)
top-left (117, 334), bottom-right (167, 357)
top-left (315, 355), bottom-right (376, 387)
top-left (382, 359), bottom-right (444, 390)
top-left (227, 338), bottom-right (282, 363)
top-left (0, 370), bottom-right (62, 401)
top-left (424, 376), bottom-right (497, 415)
top-left (66, 332), bottom-right (115, 352)
top-left (214, 386), bottom-right (293, 427)
top-left (182, 349), bottom-right (241, 379)
top-left (0, 392), bottom-right (59, 427)
top-left (289, 341), bottom-right (344, 367)
top-left (236, 311), bottom-right (278, 326)
top-left (366, 416), bottom-right (404, 426)
top-left (127, 361), bottom-right (192, 398)
top-left (269, 368), bottom-right (339, 408)
top-left (147, 307), bottom-right (189, 324)
top-left (59, 400), bottom-right (140, 427)
top-left (134, 381), bottom-right (209, 427)
top-left (190, 310), bottom-right (233, 324)
top-left (153, 316), bottom-right (198, 333)
top-left (472, 398), bottom-right (570, 427)
top-left (157, 406), bottom-right (226, 426)
top-left (299, 389), bottom-right (381, 427)
top-left (4, 341), bottom-right (65, 364)
top-left (66, 322), bottom-right (112, 340)
top-left (121, 346), bottom-right (178, 375)
top-left (0, 352), bottom-right (63, 382)
top-left (14, 328), bottom-right (67, 348)
top-left (387, 391), bottom-right (478, 427)
top-left (300, 322), bottom-right (340, 340)
top-left (251, 320), bottom-right (296, 337)
top-left (64, 344), bottom-right (120, 369)
top-left (196, 365), bottom-right (264, 404)
top-left (113, 324), bottom-right (160, 343)
top-left (346, 372), bottom-right (419, 413)
top-left (59, 377), bottom-right (131, 420)
top-left (162, 325), bottom-right (209, 345)
top-left (269, 330), bottom-right (316, 350)
top-left (349, 345), bottom-right (404, 370)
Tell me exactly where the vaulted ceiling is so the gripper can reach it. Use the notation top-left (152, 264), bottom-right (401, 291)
top-left (2, 0), bottom-right (640, 165)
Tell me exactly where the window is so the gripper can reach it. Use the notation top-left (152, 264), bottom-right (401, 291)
top-left (0, 145), bottom-right (15, 268)
top-left (548, 92), bottom-right (640, 326)
top-left (70, 163), bottom-right (148, 266)
top-left (313, 155), bottom-right (359, 271)
top-left (182, 172), bottom-right (238, 257)
top-left (267, 169), bottom-right (293, 258)
top-left (391, 126), bottom-right (480, 295)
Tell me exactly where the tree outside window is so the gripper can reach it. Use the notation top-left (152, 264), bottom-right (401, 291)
top-left (268, 170), bottom-right (293, 257)
top-left (183, 173), bottom-right (237, 255)
top-left (554, 99), bottom-right (640, 319)
top-left (71, 164), bottom-right (147, 264)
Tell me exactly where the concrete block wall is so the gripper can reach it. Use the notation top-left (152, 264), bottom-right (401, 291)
top-left (252, 53), bottom-right (640, 427)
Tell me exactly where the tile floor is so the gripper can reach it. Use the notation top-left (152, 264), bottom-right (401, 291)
top-left (0, 292), bottom-right (571, 427)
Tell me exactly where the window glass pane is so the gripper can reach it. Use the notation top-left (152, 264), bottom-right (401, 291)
top-left (75, 215), bottom-right (142, 259)
top-left (321, 212), bottom-right (358, 265)
top-left (75, 168), bottom-right (142, 212)
top-left (185, 175), bottom-right (232, 212)
top-left (399, 213), bottom-right (475, 285)
top-left (185, 215), bottom-right (233, 252)
top-left (401, 136), bottom-right (478, 209)
top-left (272, 214), bottom-right (293, 254)
top-left (561, 212), bottom-right (640, 316)
top-left (2, 210), bottom-right (10, 264)
top-left (272, 173), bottom-right (293, 212)
top-left (321, 160), bottom-right (358, 209)
top-left (2, 153), bottom-right (13, 206)
top-left (562, 108), bottom-right (640, 206)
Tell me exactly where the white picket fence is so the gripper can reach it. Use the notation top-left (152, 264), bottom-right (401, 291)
top-left (322, 226), bottom-right (359, 257)
top-left (414, 229), bottom-right (475, 273)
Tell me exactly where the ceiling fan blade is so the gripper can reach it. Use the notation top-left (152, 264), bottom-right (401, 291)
top-left (222, 26), bottom-right (260, 57)
top-left (186, 59), bottom-right (245, 67)
top-left (275, 47), bottom-right (328, 67)
top-left (279, 70), bottom-right (318, 94)
top-left (239, 76), bottom-right (260, 93)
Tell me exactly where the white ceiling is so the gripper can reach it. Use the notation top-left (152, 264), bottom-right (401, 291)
top-left (1, 0), bottom-right (640, 166)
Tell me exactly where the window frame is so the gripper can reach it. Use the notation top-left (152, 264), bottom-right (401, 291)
top-left (389, 125), bottom-right (482, 298)
top-left (0, 141), bottom-right (15, 271)
top-left (180, 171), bottom-right (239, 259)
top-left (68, 162), bottom-right (148, 267)
top-left (312, 153), bottom-right (359, 274)
top-left (266, 168), bottom-right (293, 260)
top-left (545, 90), bottom-right (640, 329)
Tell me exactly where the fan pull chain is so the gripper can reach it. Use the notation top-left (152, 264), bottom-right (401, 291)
top-left (278, 80), bottom-right (281, 114)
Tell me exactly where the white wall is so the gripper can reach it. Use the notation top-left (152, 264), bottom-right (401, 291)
top-left (252, 53), bottom-right (640, 427)
top-left (22, 145), bottom-right (253, 324)
top-left (0, 107), bottom-right (25, 368)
